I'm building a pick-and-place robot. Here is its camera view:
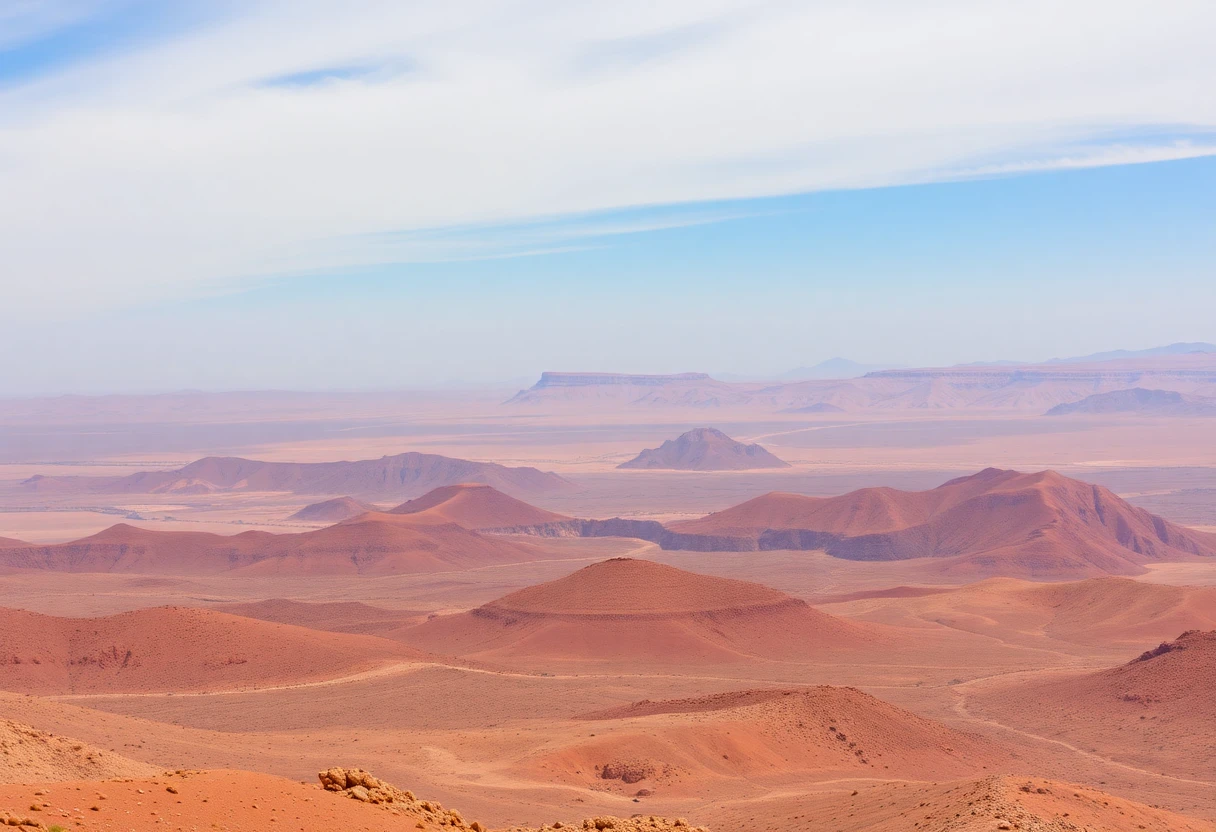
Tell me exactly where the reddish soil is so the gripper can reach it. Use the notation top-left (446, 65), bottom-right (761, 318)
top-left (973, 630), bottom-right (1216, 780)
top-left (0, 606), bottom-right (423, 694)
top-left (388, 483), bottom-right (571, 529)
top-left (0, 769), bottom-right (483, 832)
top-left (703, 775), bottom-right (1215, 831)
top-left (530, 686), bottom-right (1009, 796)
top-left (830, 576), bottom-right (1216, 650)
top-left (0, 719), bottom-right (155, 782)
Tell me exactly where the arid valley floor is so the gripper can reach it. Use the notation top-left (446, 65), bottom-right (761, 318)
top-left (2, 363), bottom-right (1216, 831)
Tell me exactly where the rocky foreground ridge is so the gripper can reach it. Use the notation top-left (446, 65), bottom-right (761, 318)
top-left (319, 767), bottom-right (706, 832)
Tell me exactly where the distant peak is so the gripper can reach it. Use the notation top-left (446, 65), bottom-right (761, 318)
top-left (619, 427), bottom-right (789, 470)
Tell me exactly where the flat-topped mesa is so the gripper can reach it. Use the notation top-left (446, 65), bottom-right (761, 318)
top-left (533, 372), bottom-right (713, 388)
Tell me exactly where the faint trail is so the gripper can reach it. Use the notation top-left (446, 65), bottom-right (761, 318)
top-left (54, 656), bottom-right (1085, 704)
top-left (950, 682), bottom-right (1216, 790)
top-left (49, 660), bottom-right (436, 701)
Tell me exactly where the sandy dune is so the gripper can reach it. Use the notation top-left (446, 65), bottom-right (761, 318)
top-left (0, 605), bottom-right (422, 694)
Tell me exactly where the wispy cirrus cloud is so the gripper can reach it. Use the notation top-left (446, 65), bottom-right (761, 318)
top-left (1, 0), bottom-right (1215, 322)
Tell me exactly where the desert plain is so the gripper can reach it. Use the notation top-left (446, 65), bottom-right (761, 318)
top-left (2, 361), bottom-right (1216, 832)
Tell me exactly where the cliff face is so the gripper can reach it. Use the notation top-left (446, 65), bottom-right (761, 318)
top-left (504, 356), bottom-right (1216, 410)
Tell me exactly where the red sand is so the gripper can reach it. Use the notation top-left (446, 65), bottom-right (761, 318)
top-left (0, 605), bottom-right (422, 694)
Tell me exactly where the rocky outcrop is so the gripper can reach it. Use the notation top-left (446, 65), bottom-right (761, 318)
top-left (319, 767), bottom-right (483, 830)
top-left (318, 768), bottom-right (705, 832)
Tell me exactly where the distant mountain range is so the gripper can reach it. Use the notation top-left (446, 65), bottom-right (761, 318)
top-left (20, 452), bottom-right (570, 499)
top-left (1047, 341), bottom-right (1216, 364)
top-left (777, 358), bottom-right (906, 380)
top-left (507, 346), bottom-right (1216, 411)
top-left (1046, 388), bottom-right (1216, 416)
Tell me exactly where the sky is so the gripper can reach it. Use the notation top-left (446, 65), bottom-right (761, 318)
top-left (1, 0), bottom-right (1214, 394)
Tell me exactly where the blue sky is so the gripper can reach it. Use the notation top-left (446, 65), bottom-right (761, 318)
top-left (1, 1), bottom-right (1214, 392)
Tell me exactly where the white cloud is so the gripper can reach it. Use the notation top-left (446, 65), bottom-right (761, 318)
top-left (1, 0), bottom-right (1215, 320)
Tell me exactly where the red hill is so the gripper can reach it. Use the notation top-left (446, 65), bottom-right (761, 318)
top-left (666, 467), bottom-right (1216, 578)
top-left (0, 606), bottom-right (423, 695)
top-left (288, 496), bottom-right (377, 522)
top-left (529, 686), bottom-right (1007, 796)
top-left (618, 427), bottom-right (790, 470)
top-left (387, 483), bottom-right (570, 529)
top-left (0, 513), bottom-right (542, 575)
top-left (400, 558), bottom-right (878, 665)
